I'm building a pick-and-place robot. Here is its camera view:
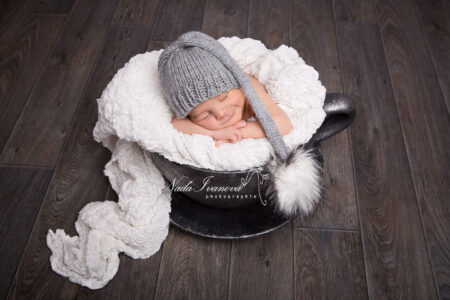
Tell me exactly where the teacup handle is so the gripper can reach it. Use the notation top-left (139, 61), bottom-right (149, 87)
top-left (311, 93), bottom-right (356, 144)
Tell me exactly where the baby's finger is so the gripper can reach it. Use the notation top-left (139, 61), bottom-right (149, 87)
top-left (215, 139), bottom-right (228, 147)
top-left (235, 131), bottom-right (241, 141)
top-left (235, 120), bottom-right (247, 128)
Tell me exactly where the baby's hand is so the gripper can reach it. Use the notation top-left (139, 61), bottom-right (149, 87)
top-left (213, 120), bottom-right (247, 147)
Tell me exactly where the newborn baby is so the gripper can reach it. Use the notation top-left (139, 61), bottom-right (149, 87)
top-left (171, 73), bottom-right (293, 147)
top-left (158, 31), bottom-right (292, 160)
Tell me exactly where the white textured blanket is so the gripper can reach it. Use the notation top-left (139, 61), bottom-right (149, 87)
top-left (46, 36), bottom-right (326, 289)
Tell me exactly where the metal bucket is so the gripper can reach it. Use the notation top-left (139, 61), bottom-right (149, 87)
top-left (150, 93), bottom-right (356, 209)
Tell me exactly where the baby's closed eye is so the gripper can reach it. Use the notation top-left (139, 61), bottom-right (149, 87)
top-left (198, 112), bottom-right (210, 120)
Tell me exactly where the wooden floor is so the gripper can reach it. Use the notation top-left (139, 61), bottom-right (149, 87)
top-left (0, 0), bottom-right (449, 299)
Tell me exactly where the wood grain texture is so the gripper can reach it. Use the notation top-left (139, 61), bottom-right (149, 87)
top-left (332, 0), bottom-right (376, 23)
top-left (0, 166), bottom-right (52, 299)
top-left (77, 251), bottom-right (163, 300)
top-left (75, 26), bottom-right (161, 299)
top-left (202, 0), bottom-right (248, 39)
top-left (150, 0), bottom-right (206, 41)
top-left (248, 0), bottom-right (289, 50)
top-left (33, 0), bottom-right (75, 14)
top-left (372, 0), bottom-right (450, 297)
top-left (294, 228), bottom-right (367, 299)
top-left (0, 0), bottom-right (34, 55)
top-left (0, 14), bottom-right (65, 159)
top-left (154, 225), bottom-right (231, 300)
top-left (229, 223), bottom-right (294, 300)
top-left (335, 20), bottom-right (437, 298)
top-left (290, 0), bottom-right (358, 230)
top-left (112, 0), bottom-right (160, 26)
top-left (414, 0), bottom-right (450, 112)
top-left (0, 0), bottom-right (118, 167)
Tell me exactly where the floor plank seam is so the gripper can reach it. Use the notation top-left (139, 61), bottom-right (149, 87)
top-left (199, 0), bottom-right (208, 32)
top-left (30, 12), bottom-right (70, 17)
top-left (291, 219), bottom-right (296, 300)
top-left (411, 0), bottom-right (450, 115)
top-left (109, 24), bottom-right (159, 30)
top-left (149, 0), bottom-right (164, 41)
top-left (246, 0), bottom-right (250, 37)
top-left (0, 164), bottom-right (53, 170)
top-left (331, 1), bottom-right (371, 297)
top-left (153, 237), bottom-right (166, 300)
top-left (293, 226), bottom-right (359, 233)
top-left (227, 240), bottom-right (232, 300)
top-left (5, 169), bottom-right (56, 298)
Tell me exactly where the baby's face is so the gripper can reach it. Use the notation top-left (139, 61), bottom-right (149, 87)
top-left (188, 88), bottom-right (246, 130)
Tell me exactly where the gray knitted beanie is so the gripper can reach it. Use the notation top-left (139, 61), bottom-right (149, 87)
top-left (158, 31), bottom-right (289, 162)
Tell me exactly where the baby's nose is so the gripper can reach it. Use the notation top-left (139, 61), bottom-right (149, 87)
top-left (215, 105), bottom-right (228, 119)
top-left (217, 109), bottom-right (227, 119)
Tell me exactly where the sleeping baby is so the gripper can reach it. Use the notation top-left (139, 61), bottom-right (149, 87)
top-left (158, 31), bottom-right (293, 156)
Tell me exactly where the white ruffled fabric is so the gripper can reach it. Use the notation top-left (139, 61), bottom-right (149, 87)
top-left (46, 36), bottom-right (326, 289)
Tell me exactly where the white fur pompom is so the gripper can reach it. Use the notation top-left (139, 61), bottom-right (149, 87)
top-left (267, 147), bottom-right (323, 217)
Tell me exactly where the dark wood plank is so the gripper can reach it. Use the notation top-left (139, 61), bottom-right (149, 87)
top-left (111, 0), bottom-right (160, 26)
top-left (0, 0), bottom-right (119, 167)
top-left (0, 166), bottom-right (53, 299)
top-left (154, 226), bottom-right (230, 299)
top-left (294, 228), bottom-right (367, 299)
top-left (372, 0), bottom-right (450, 297)
top-left (290, 0), bottom-right (358, 230)
top-left (202, 0), bottom-right (248, 39)
top-left (229, 224), bottom-right (294, 299)
top-left (0, 14), bottom-right (65, 158)
top-left (248, 0), bottom-right (289, 49)
top-left (74, 26), bottom-right (164, 299)
top-left (413, 0), bottom-right (450, 112)
top-left (335, 20), bottom-right (437, 298)
top-left (332, 0), bottom-right (376, 23)
top-left (33, 0), bottom-right (75, 14)
top-left (0, 0), bottom-right (34, 55)
top-left (150, 0), bottom-right (206, 41)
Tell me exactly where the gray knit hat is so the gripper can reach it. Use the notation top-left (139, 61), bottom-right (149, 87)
top-left (158, 31), bottom-right (289, 162)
